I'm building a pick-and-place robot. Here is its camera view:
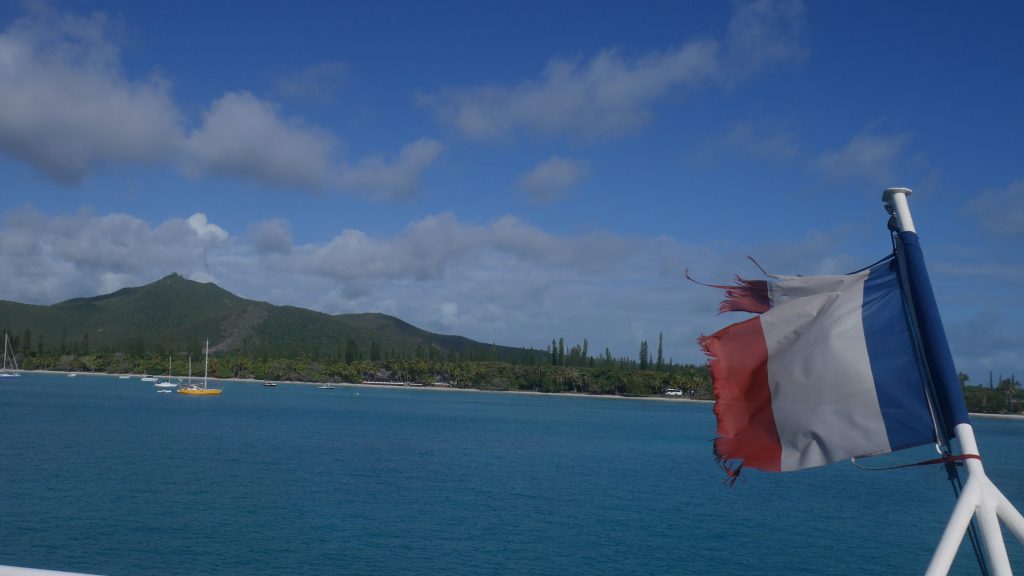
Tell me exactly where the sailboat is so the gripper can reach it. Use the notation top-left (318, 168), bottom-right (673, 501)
top-left (0, 333), bottom-right (21, 378)
top-left (178, 340), bottom-right (221, 396)
top-left (155, 356), bottom-right (177, 388)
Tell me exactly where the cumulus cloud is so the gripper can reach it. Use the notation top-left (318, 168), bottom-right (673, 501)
top-left (420, 0), bottom-right (805, 141)
top-left (184, 91), bottom-right (340, 191)
top-left (816, 132), bottom-right (911, 184)
top-left (247, 218), bottom-right (293, 255)
top-left (0, 209), bottom-right (709, 364)
top-left (965, 180), bottom-right (1024, 237)
top-left (518, 156), bottom-right (589, 203)
top-left (0, 7), bottom-right (440, 198)
top-left (185, 93), bottom-right (442, 197)
top-left (421, 41), bottom-right (719, 141)
top-left (0, 208), bottom-right (223, 304)
top-left (2, 206), bottom-right (1020, 374)
top-left (338, 138), bottom-right (444, 200)
top-left (0, 5), bottom-right (183, 184)
top-left (186, 213), bottom-right (229, 243)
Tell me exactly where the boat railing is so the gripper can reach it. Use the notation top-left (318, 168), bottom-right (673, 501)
top-left (0, 566), bottom-right (101, 576)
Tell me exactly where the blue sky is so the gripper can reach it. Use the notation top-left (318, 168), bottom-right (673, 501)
top-left (0, 0), bottom-right (1021, 380)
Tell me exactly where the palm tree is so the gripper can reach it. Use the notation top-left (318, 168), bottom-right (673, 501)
top-left (997, 378), bottom-right (1019, 413)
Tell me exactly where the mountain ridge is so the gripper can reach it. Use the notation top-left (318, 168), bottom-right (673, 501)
top-left (0, 274), bottom-right (539, 361)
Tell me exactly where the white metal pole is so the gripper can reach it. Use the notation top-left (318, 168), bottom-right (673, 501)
top-left (995, 485), bottom-right (1024, 544)
top-left (926, 478), bottom-right (981, 574)
top-left (883, 188), bottom-right (1022, 575)
top-left (957, 425), bottom-right (1013, 576)
top-left (883, 186), bottom-right (917, 233)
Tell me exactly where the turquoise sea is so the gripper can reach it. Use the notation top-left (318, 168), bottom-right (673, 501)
top-left (1, 372), bottom-right (1021, 575)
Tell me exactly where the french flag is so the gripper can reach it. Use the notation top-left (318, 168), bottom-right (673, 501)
top-left (700, 257), bottom-right (938, 473)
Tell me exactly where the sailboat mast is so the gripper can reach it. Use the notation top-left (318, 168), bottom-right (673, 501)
top-left (204, 339), bottom-right (209, 388)
top-left (2, 333), bottom-right (20, 374)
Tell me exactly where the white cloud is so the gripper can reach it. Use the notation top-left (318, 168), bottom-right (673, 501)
top-left (965, 180), bottom-right (1024, 237)
top-left (0, 209), bottom-right (712, 364)
top-left (0, 7), bottom-right (440, 198)
top-left (0, 208), bottom-right (221, 304)
top-left (518, 156), bottom-right (589, 203)
top-left (420, 1), bottom-right (806, 141)
top-left (816, 132), bottom-right (911, 184)
top-left (186, 213), bottom-right (229, 243)
top-left (0, 5), bottom-right (183, 184)
top-left (421, 41), bottom-right (720, 140)
top-left (184, 91), bottom-right (340, 191)
top-left (185, 93), bottom-right (443, 197)
top-left (247, 218), bottom-right (293, 255)
top-left (2, 206), bottom-right (1021, 375)
top-left (338, 138), bottom-right (444, 200)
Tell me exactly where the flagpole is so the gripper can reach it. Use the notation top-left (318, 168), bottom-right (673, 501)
top-left (883, 187), bottom-right (1024, 575)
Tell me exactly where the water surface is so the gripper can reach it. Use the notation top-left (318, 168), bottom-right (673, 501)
top-left (1, 373), bottom-right (1021, 575)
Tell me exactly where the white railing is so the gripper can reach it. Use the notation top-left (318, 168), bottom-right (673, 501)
top-left (0, 567), bottom-right (100, 576)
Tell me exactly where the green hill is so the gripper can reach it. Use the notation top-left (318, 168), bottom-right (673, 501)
top-left (0, 274), bottom-right (540, 362)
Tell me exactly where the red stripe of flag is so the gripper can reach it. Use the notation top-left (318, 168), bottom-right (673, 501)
top-left (700, 316), bottom-right (782, 472)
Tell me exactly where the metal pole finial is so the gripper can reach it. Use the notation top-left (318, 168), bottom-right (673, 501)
top-left (882, 188), bottom-right (917, 233)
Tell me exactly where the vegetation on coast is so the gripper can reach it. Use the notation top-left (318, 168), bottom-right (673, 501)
top-left (1, 274), bottom-right (1019, 410)
top-left (14, 351), bottom-right (712, 398)
top-left (0, 274), bottom-right (710, 398)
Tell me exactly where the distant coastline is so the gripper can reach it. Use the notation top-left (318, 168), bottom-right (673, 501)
top-left (20, 369), bottom-right (1022, 416)
top-left (21, 369), bottom-right (716, 404)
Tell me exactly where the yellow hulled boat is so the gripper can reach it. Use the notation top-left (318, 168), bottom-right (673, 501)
top-left (178, 339), bottom-right (221, 396)
top-left (178, 386), bottom-right (222, 396)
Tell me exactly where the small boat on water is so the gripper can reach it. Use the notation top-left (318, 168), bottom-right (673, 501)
top-left (178, 340), bottom-right (221, 396)
top-left (141, 375), bottom-right (158, 382)
top-left (317, 384), bottom-right (335, 390)
top-left (0, 333), bottom-right (21, 378)
top-left (67, 373), bottom-right (77, 378)
top-left (263, 381), bottom-right (278, 387)
top-left (118, 374), bottom-right (131, 379)
top-left (155, 356), bottom-right (177, 388)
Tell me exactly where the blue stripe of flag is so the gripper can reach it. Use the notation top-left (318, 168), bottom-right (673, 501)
top-left (862, 258), bottom-right (937, 452)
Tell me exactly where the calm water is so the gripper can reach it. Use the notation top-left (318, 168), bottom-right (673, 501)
top-left (0, 373), bottom-right (1021, 575)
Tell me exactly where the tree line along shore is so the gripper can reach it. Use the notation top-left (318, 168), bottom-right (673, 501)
top-left (13, 349), bottom-right (711, 398)
top-left (2, 326), bottom-right (1019, 412)
top-left (6, 349), bottom-right (1021, 413)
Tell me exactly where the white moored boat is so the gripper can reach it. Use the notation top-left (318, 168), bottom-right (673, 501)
top-left (0, 333), bottom-right (21, 378)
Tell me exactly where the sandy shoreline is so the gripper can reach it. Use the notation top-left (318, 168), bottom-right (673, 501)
top-left (21, 369), bottom-right (716, 404)
top-left (970, 412), bottom-right (1024, 420)
top-left (20, 369), bottom-right (1022, 415)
